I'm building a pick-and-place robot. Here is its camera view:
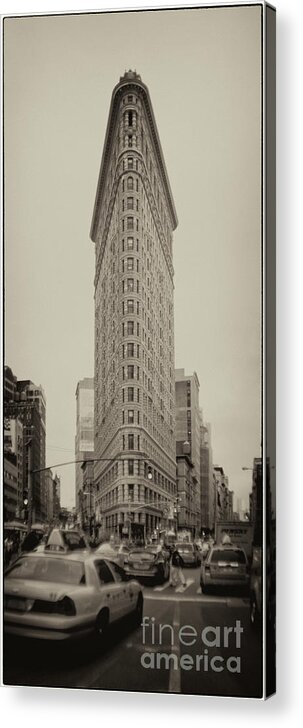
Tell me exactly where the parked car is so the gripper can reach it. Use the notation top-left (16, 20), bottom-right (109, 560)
top-left (95, 542), bottom-right (130, 568)
top-left (175, 542), bottom-right (201, 567)
top-left (200, 544), bottom-right (249, 593)
top-left (124, 545), bottom-right (170, 584)
top-left (4, 551), bottom-right (143, 642)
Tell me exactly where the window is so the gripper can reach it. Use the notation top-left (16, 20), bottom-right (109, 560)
top-left (127, 197), bottom-right (134, 210)
top-left (128, 157), bottom-right (133, 170)
top-left (94, 560), bottom-right (115, 585)
top-left (126, 279), bottom-right (134, 292)
top-left (109, 561), bottom-right (126, 583)
top-left (127, 257), bottom-right (134, 271)
top-left (210, 550), bottom-right (247, 564)
top-left (127, 343), bottom-right (134, 357)
top-left (127, 176), bottom-right (134, 191)
top-left (127, 217), bottom-right (134, 230)
top-left (128, 95), bottom-right (133, 103)
top-left (128, 410), bottom-right (134, 424)
top-left (127, 237), bottom-right (134, 250)
top-left (127, 300), bottom-right (134, 313)
top-left (127, 365), bottom-right (134, 379)
top-left (128, 459), bottom-right (134, 475)
top-left (128, 135), bottom-right (133, 147)
top-left (128, 434), bottom-right (134, 450)
top-left (127, 321), bottom-right (134, 335)
top-left (127, 387), bottom-right (134, 402)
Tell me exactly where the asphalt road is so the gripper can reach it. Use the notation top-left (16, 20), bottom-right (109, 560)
top-left (3, 567), bottom-right (262, 698)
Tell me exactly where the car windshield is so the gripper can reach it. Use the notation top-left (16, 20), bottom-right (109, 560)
top-left (6, 556), bottom-right (86, 584)
top-left (210, 549), bottom-right (246, 563)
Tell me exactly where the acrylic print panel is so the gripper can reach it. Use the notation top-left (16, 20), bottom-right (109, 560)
top-left (3, 3), bottom-right (275, 699)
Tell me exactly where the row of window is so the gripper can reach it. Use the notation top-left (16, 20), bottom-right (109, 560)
top-left (121, 257), bottom-right (139, 272)
top-left (122, 321), bottom-right (139, 336)
top-left (122, 217), bottom-right (139, 232)
top-left (122, 365), bottom-right (140, 380)
top-left (122, 176), bottom-right (139, 192)
top-left (122, 300), bottom-right (140, 315)
top-left (122, 409), bottom-right (139, 425)
top-left (121, 236), bottom-right (138, 251)
top-left (122, 197), bottom-right (139, 211)
top-left (122, 343), bottom-right (140, 358)
top-left (123, 110), bottom-right (137, 129)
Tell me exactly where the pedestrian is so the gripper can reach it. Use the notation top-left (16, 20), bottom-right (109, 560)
top-left (169, 544), bottom-right (186, 588)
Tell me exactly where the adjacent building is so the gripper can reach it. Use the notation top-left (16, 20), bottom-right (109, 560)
top-left (4, 368), bottom-right (46, 522)
top-left (200, 422), bottom-right (215, 532)
top-left (175, 369), bottom-right (201, 530)
top-left (214, 465), bottom-right (231, 523)
top-left (3, 415), bottom-right (24, 518)
top-left (91, 70), bottom-right (178, 540)
top-left (75, 378), bottom-right (94, 512)
top-left (176, 440), bottom-right (198, 535)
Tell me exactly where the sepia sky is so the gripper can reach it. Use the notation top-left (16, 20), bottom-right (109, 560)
top-left (4, 5), bottom-right (262, 510)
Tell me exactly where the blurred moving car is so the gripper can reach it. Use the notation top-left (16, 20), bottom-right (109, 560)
top-left (200, 544), bottom-right (249, 593)
top-left (4, 551), bottom-right (143, 642)
top-left (175, 542), bottom-right (201, 567)
top-left (124, 545), bottom-right (170, 584)
top-left (95, 542), bottom-right (130, 567)
top-left (21, 529), bottom-right (46, 553)
top-left (42, 528), bottom-right (91, 553)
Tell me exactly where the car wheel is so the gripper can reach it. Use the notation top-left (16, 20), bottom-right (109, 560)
top-left (133, 593), bottom-right (143, 626)
top-left (95, 609), bottom-right (109, 644)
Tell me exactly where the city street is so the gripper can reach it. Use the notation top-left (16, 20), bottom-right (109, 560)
top-left (3, 566), bottom-right (262, 698)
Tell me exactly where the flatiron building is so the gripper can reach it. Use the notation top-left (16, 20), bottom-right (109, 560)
top-left (91, 71), bottom-right (178, 539)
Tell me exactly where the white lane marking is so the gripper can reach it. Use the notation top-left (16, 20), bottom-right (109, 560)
top-left (175, 578), bottom-right (194, 593)
top-left (153, 582), bottom-right (171, 592)
top-left (144, 593), bottom-right (249, 606)
top-left (168, 600), bottom-right (181, 694)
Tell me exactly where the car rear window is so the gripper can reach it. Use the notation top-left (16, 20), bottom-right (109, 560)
top-left (177, 544), bottom-right (194, 552)
top-left (6, 557), bottom-right (86, 584)
top-left (210, 549), bottom-right (246, 563)
top-left (130, 550), bottom-right (155, 561)
top-left (61, 532), bottom-right (87, 550)
top-left (97, 544), bottom-right (117, 555)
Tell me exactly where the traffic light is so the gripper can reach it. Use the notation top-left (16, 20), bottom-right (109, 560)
top-left (147, 466), bottom-right (153, 481)
top-left (23, 488), bottom-right (29, 521)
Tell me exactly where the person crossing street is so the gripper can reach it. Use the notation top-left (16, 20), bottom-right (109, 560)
top-left (169, 544), bottom-right (186, 588)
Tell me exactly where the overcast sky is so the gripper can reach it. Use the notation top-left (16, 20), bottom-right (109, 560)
top-left (4, 5), bottom-right (262, 510)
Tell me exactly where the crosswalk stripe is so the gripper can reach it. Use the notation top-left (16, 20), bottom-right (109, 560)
top-left (153, 582), bottom-right (171, 592)
top-left (174, 578), bottom-right (194, 593)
